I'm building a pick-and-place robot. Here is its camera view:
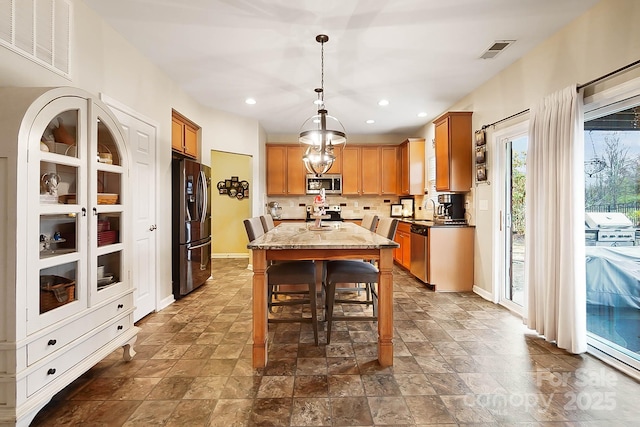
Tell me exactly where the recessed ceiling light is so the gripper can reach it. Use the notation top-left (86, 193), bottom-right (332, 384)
top-left (378, 99), bottom-right (389, 106)
top-left (366, 119), bottom-right (375, 124)
top-left (417, 112), bottom-right (427, 118)
top-left (245, 98), bottom-right (256, 105)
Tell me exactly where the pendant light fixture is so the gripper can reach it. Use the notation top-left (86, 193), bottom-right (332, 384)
top-left (300, 34), bottom-right (346, 176)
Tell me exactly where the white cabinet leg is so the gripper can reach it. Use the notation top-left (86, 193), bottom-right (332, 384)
top-left (121, 335), bottom-right (138, 361)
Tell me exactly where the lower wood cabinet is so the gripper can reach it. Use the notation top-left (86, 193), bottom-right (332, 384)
top-left (393, 221), bottom-right (411, 270)
top-left (428, 227), bottom-right (474, 291)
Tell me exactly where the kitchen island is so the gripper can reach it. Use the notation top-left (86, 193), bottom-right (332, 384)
top-left (247, 222), bottom-right (399, 368)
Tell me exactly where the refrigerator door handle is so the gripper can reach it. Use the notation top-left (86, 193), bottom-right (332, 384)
top-left (186, 236), bottom-right (212, 250)
top-left (199, 170), bottom-right (207, 223)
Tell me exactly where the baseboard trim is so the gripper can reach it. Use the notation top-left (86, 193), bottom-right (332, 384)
top-left (157, 294), bottom-right (175, 311)
top-left (212, 253), bottom-right (249, 259)
top-left (473, 284), bottom-right (493, 302)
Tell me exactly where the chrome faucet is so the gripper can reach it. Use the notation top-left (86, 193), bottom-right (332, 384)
top-left (427, 198), bottom-right (437, 219)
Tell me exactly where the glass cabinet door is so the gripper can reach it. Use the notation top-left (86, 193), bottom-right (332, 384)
top-left (89, 104), bottom-right (127, 304)
top-left (26, 96), bottom-right (129, 331)
top-left (28, 97), bottom-right (89, 334)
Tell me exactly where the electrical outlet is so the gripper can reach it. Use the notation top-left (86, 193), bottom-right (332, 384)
top-left (354, 202), bottom-right (358, 207)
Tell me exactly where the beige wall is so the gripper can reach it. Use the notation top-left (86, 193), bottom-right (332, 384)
top-left (211, 151), bottom-right (252, 256)
top-left (416, 0), bottom-right (640, 295)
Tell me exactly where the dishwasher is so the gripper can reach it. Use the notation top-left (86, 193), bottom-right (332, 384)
top-left (409, 224), bottom-right (428, 283)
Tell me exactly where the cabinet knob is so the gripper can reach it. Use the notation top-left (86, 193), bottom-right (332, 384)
top-left (149, 225), bottom-right (157, 231)
top-left (47, 368), bottom-right (56, 375)
top-left (47, 339), bottom-right (57, 346)
top-left (117, 304), bottom-right (124, 309)
top-left (117, 325), bottom-right (123, 330)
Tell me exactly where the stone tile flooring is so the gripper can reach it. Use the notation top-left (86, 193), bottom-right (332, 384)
top-left (32, 258), bottom-right (639, 426)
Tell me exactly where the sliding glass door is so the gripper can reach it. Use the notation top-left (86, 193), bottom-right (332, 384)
top-left (494, 121), bottom-right (528, 313)
top-left (584, 100), bottom-right (640, 371)
top-left (505, 136), bottom-right (527, 307)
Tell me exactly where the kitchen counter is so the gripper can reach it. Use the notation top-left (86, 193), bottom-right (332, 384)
top-left (399, 219), bottom-right (474, 228)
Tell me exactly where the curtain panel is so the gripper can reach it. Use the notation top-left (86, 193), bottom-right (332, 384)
top-left (525, 85), bottom-right (587, 354)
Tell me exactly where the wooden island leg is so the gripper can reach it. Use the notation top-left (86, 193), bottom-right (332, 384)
top-left (377, 248), bottom-right (394, 366)
top-left (252, 249), bottom-right (268, 368)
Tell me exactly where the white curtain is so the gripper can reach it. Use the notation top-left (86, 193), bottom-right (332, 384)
top-left (525, 85), bottom-right (587, 354)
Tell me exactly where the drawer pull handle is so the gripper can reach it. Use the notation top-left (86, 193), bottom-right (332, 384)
top-left (47, 339), bottom-right (57, 346)
top-left (47, 368), bottom-right (56, 375)
top-left (117, 325), bottom-right (123, 330)
top-left (117, 304), bottom-right (124, 309)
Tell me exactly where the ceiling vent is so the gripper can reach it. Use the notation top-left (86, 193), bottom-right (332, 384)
top-left (0, 0), bottom-right (71, 76)
top-left (479, 40), bottom-right (515, 59)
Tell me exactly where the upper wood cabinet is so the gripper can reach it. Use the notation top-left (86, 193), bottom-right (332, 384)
top-left (361, 146), bottom-right (381, 195)
top-left (380, 146), bottom-right (399, 195)
top-left (342, 146), bottom-right (361, 195)
top-left (433, 112), bottom-right (472, 192)
top-left (171, 111), bottom-right (199, 158)
top-left (328, 145), bottom-right (343, 174)
top-left (399, 138), bottom-right (425, 195)
top-left (342, 145), bottom-right (397, 195)
top-left (266, 145), bottom-right (306, 195)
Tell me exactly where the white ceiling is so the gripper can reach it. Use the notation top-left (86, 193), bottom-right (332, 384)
top-left (83, 0), bottom-right (599, 137)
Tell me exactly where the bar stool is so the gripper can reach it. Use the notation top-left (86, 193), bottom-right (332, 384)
top-left (335, 213), bottom-right (379, 302)
top-left (361, 213), bottom-right (379, 232)
top-left (244, 217), bottom-right (319, 345)
top-left (324, 217), bottom-right (398, 344)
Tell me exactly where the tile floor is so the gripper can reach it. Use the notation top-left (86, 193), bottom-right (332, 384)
top-left (32, 258), bottom-right (639, 426)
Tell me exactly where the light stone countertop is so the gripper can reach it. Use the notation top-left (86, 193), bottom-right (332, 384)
top-left (247, 221), bottom-right (399, 250)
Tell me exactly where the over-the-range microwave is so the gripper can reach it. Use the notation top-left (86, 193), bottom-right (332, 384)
top-left (306, 174), bottom-right (342, 195)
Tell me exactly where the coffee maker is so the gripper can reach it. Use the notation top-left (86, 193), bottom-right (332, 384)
top-left (436, 193), bottom-right (466, 224)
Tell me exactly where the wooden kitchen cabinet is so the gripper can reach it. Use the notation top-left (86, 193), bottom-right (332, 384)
top-left (399, 138), bottom-right (425, 195)
top-left (328, 144), bottom-right (343, 174)
top-left (266, 144), bottom-right (306, 195)
top-left (342, 146), bottom-right (361, 195)
top-left (381, 146), bottom-right (399, 195)
top-left (428, 226), bottom-right (474, 291)
top-left (434, 112), bottom-right (473, 192)
top-left (171, 110), bottom-right (199, 158)
top-left (361, 146), bottom-right (381, 194)
top-left (393, 221), bottom-right (411, 270)
top-left (342, 145), bottom-right (396, 195)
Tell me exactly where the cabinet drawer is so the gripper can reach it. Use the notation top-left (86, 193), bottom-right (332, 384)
top-left (27, 315), bottom-right (132, 396)
top-left (27, 293), bottom-right (133, 365)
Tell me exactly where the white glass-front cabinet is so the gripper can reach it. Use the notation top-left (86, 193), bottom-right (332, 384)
top-left (0, 87), bottom-right (139, 426)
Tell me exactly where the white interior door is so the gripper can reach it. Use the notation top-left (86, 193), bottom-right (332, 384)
top-left (103, 96), bottom-right (158, 322)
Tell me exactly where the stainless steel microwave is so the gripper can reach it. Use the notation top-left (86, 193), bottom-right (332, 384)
top-left (306, 174), bottom-right (342, 195)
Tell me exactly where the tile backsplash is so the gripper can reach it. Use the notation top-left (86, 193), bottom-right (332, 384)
top-left (266, 195), bottom-right (429, 220)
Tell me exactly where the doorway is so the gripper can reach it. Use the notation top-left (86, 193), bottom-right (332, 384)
top-left (211, 150), bottom-right (252, 258)
top-left (101, 95), bottom-right (158, 322)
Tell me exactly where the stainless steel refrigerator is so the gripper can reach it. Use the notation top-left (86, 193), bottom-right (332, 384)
top-left (172, 157), bottom-right (212, 298)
